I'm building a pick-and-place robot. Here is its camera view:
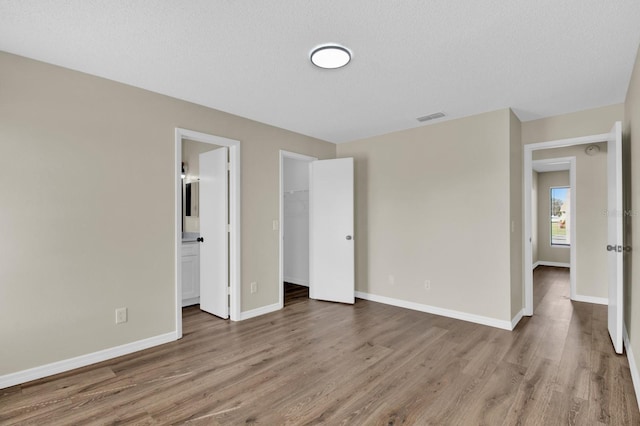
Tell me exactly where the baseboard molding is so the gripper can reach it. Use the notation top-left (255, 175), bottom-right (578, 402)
top-left (354, 291), bottom-right (513, 331)
top-left (0, 331), bottom-right (177, 390)
top-left (534, 261), bottom-right (570, 269)
top-left (572, 294), bottom-right (608, 305)
top-left (623, 324), bottom-right (640, 412)
top-left (283, 277), bottom-right (309, 287)
top-left (511, 309), bottom-right (525, 329)
top-left (239, 302), bottom-right (281, 321)
top-left (181, 297), bottom-right (200, 307)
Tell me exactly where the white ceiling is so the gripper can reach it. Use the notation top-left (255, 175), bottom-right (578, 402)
top-left (1, 1), bottom-right (639, 144)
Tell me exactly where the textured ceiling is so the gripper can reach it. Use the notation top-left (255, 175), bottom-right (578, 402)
top-left (1, 1), bottom-right (639, 143)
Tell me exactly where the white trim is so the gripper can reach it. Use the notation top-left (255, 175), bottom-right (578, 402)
top-left (354, 291), bottom-right (514, 331)
top-left (238, 303), bottom-right (281, 321)
top-left (175, 128), bottom-right (242, 328)
top-left (511, 309), bottom-right (525, 329)
top-left (278, 150), bottom-right (317, 310)
top-left (573, 294), bottom-right (608, 305)
top-left (181, 297), bottom-right (200, 307)
top-left (0, 332), bottom-right (176, 389)
top-left (535, 261), bottom-right (571, 268)
top-left (283, 277), bottom-right (309, 287)
top-left (525, 133), bottom-right (608, 316)
top-left (569, 159), bottom-right (577, 300)
top-left (175, 137), bottom-right (183, 338)
top-left (624, 324), bottom-right (640, 412)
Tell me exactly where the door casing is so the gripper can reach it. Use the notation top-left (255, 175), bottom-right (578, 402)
top-left (175, 128), bottom-right (241, 338)
top-left (524, 131), bottom-right (613, 316)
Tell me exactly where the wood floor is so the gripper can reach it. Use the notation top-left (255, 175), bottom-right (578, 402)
top-left (2, 267), bottom-right (639, 425)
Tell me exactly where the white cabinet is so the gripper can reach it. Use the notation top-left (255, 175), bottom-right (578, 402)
top-left (181, 242), bottom-right (200, 306)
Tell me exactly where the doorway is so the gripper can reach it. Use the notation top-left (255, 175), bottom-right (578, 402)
top-left (523, 122), bottom-right (621, 332)
top-left (175, 128), bottom-right (241, 339)
top-left (531, 157), bottom-right (576, 301)
top-left (279, 150), bottom-right (316, 308)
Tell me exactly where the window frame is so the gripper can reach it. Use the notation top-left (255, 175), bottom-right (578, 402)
top-left (550, 185), bottom-right (570, 247)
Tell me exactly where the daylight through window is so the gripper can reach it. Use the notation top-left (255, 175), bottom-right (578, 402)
top-left (550, 187), bottom-right (570, 246)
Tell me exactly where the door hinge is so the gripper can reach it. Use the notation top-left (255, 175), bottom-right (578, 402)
top-left (227, 287), bottom-right (231, 295)
top-left (226, 162), bottom-right (231, 171)
top-left (226, 224), bottom-right (231, 232)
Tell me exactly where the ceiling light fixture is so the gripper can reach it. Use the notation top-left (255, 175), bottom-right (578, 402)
top-left (310, 44), bottom-right (351, 69)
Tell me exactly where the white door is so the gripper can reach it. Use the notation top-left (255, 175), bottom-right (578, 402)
top-left (309, 158), bottom-right (354, 304)
top-left (607, 121), bottom-right (623, 354)
top-left (199, 147), bottom-right (229, 319)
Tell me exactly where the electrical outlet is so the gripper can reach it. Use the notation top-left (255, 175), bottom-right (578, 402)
top-left (115, 307), bottom-right (128, 324)
top-left (424, 280), bottom-right (431, 290)
top-left (388, 275), bottom-right (395, 285)
top-left (250, 282), bottom-right (258, 294)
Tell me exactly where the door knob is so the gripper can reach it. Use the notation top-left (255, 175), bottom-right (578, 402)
top-left (197, 237), bottom-right (204, 242)
top-left (346, 235), bottom-right (352, 240)
top-left (607, 245), bottom-right (615, 252)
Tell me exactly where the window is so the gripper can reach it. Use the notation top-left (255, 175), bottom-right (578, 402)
top-left (550, 187), bottom-right (570, 246)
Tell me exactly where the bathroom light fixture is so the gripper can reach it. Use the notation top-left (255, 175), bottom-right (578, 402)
top-left (310, 44), bottom-right (351, 69)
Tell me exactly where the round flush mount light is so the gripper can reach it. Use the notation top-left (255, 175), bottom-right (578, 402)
top-left (310, 44), bottom-right (351, 69)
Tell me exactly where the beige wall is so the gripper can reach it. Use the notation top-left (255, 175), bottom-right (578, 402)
top-left (337, 109), bottom-right (516, 322)
top-left (536, 171), bottom-right (570, 265)
top-left (624, 43), bottom-right (640, 398)
top-left (522, 104), bottom-right (624, 144)
top-left (182, 139), bottom-right (219, 232)
top-left (510, 110), bottom-right (523, 318)
top-left (0, 52), bottom-right (335, 375)
top-left (533, 144), bottom-right (608, 299)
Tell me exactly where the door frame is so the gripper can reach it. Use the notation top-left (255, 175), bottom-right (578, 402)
top-left (531, 156), bottom-right (577, 300)
top-left (278, 150), bottom-right (317, 309)
top-left (524, 132), bottom-right (610, 316)
top-left (175, 128), bottom-right (241, 338)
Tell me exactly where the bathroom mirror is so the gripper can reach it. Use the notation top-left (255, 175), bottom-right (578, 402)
top-left (185, 181), bottom-right (199, 217)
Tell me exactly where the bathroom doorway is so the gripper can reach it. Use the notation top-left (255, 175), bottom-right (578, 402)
top-left (175, 128), bottom-right (241, 339)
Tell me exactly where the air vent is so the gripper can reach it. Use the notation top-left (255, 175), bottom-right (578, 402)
top-left (417, 112), bottom-right (445, 122)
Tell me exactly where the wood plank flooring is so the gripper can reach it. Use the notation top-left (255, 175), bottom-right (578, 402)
top-left (2, 267), bottom-right (639, 425)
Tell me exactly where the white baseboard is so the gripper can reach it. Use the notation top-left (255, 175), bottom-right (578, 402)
top-left (354, 291), bottom-right (513, 331)
top-left (572, 294), bottom-right (608, 305)
top-left (238, 302), bottom-right (281, 321)
top-left (623, 324), bottom-right (640, 412)
top-left (534, 261), bottom-right (570, 269)
top-left (181, 297), bottom-right (200, 307)
top-left (511, 309), bottom-right (525, 329)
top-left (0, 331), bottom-right (177, 390)
top-left (283, 277), bottom-right (309, 287)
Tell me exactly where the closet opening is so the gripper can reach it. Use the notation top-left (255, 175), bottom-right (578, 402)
top-left (279, 151), bottom-right (317, 308)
